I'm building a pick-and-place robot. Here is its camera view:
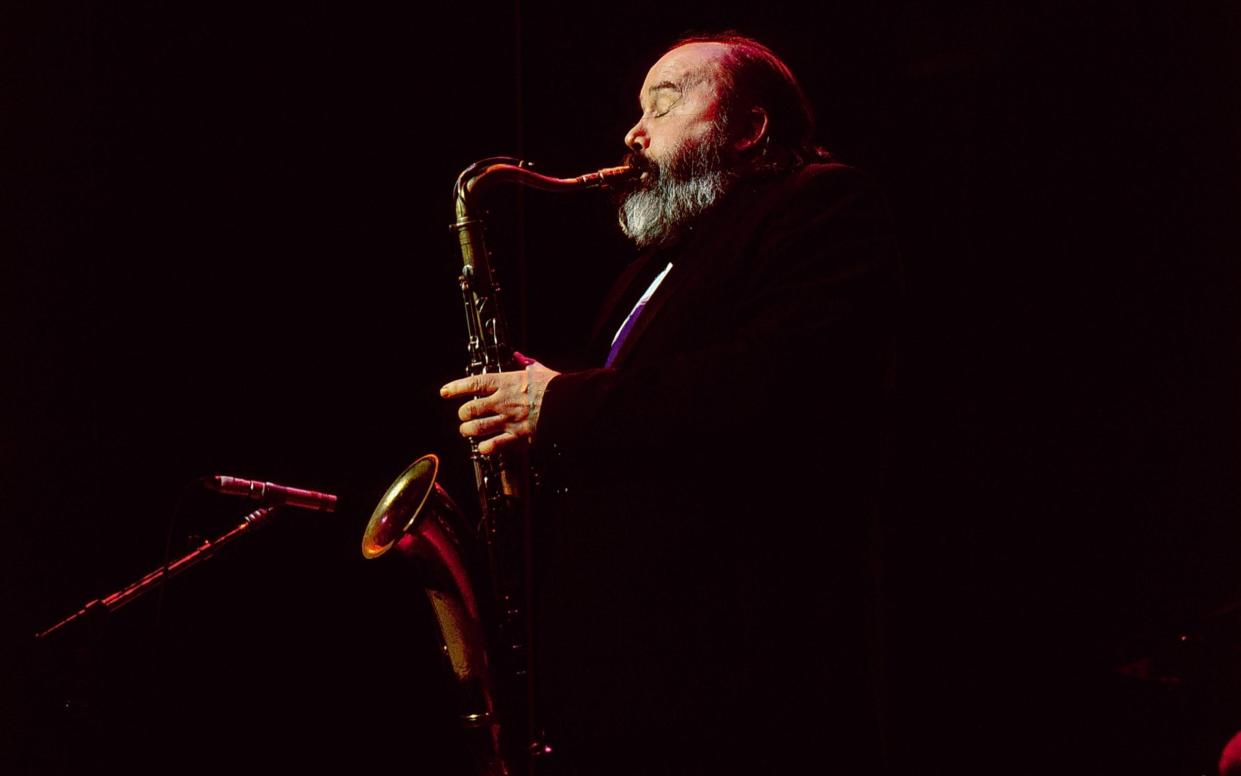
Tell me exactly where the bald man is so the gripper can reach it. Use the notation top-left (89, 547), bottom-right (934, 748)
top-left (443, 34), bottom-right (900, 775)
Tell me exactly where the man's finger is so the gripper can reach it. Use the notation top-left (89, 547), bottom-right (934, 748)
top-left (440, 374), bottom-right (497, 399)
top-left (458, 396), bottom-right (497, 422)
top-left (460, 415), bottom-right (507, 438)
top-left (478, 431), bottom-right (520, 455)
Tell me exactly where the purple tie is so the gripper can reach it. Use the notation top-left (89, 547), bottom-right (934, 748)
top-left (604, 297), bottom-right (649, 367)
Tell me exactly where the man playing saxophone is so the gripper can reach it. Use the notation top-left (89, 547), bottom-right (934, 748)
top-left (441, 33), bottom-right (900, 775)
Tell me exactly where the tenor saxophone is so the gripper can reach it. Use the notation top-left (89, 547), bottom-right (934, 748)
top-left (360, 158), bottom-right (637, 776)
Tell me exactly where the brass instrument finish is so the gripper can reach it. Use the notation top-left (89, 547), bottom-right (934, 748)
top-left (361, 159), bottom-right (637, 776)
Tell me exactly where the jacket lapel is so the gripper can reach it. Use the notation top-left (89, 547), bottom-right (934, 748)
top-left (588, 248), bottom-right (663, 350)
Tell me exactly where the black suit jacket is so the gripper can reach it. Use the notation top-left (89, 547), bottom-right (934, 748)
top-left (532, 162), bottom-right (901, 775)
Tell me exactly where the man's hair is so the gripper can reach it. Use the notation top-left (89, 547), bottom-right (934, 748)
top-left (672, 32), bottom-right (832, 173)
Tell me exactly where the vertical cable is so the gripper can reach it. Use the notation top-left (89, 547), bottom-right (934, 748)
top-left (511, 0), bottom-right (539, 759)
top-left (513, 0), bottom-right (528, 350)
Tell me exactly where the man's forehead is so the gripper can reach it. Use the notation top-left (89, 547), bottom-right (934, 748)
top-left (642, 42), bottom-right (729, 94)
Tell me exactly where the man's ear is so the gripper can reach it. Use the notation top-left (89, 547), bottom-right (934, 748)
top-left (733, 107), bottom-right (769, 153)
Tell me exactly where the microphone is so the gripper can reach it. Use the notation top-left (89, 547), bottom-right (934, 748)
top-left (206, 476), bottom-right (338, 512)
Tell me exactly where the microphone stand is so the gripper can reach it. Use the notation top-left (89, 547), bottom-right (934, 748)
top-left (35, 505), bottom-right (282, 640)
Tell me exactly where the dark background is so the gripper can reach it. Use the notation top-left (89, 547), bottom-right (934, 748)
top-left (4, 1), bottom-right (1240, 773)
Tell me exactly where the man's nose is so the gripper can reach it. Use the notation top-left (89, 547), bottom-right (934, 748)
top-left (624, 120), bottom-right (648, 152)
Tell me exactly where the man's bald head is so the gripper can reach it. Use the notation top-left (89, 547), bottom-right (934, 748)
top-left (671, 33), bottom-right (829, 173)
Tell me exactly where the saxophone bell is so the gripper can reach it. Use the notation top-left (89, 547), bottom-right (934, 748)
top-left (361, 454), bottom-right (509, 776)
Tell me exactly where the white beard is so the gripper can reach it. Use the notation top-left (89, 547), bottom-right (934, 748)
top-left (618, 131), bottom-right (735, 249)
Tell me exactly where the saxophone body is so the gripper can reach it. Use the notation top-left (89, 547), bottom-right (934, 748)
top-left (361, 158), bottom-right (637, 776)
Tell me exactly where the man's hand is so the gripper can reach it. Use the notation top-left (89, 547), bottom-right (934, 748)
top-left (440, 353), bottom-right (560, 455)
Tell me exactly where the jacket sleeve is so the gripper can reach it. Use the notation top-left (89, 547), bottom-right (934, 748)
top-left (535, 164), bottom-right (901, 461)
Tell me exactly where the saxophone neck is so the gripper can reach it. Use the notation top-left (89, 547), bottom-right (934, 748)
top-left (453, 159), bottom-right (638, 223)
